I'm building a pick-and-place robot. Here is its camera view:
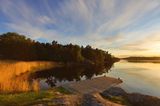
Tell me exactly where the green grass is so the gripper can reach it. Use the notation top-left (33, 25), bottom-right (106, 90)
top-left (108, 96), bottom-right (129, 105)
top-left (0, 90), bottom-right (59, 106)
top-left (0, 88), bottom-right (71, 106)
top-left (101, 94), bottom-right (131, 105)
top-left (55, 87), bottom-right (71, 94)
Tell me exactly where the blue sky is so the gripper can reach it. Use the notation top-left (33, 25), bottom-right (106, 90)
top-left (0, 0), bottom-right (160, 57)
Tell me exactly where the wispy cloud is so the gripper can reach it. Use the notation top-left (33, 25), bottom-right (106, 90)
top-left (0, 0), bottom-right (160, 56)
top-left (0, 0), bottom-right (61, 41)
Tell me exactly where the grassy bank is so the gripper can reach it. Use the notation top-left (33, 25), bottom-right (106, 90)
top-left (0, 87), bottom-right (71, 106)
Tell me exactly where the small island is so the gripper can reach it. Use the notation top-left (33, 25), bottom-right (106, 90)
top-left (123, 56), bottom-right (160, 63)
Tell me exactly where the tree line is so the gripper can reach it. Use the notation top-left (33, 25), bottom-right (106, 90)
top-left (0, 32), bottom-right (119, 65)
top-left (123, 56), bottom-right (160, 60)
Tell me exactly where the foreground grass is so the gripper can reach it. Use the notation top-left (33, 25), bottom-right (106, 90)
top-left (0, 87), bottom-right (129, 106)
top-left (0, 87), bottom-right (71, 106)
top-left (101, 95), bottom-right (131, 106)
top-left (55, 86), bottom-right (71, 94)
top-left (108, 96), bottom-right (130, 105)
top-left (0, 90), bottom-right (53, 106)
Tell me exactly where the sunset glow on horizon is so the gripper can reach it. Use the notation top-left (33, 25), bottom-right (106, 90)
top-left (0, 0), bottom-right (160, 57)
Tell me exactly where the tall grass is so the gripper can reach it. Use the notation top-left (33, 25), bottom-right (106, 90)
top-left (0, 61), bottom-right (55, 93)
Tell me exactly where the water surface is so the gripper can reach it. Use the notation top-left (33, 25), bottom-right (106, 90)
top-left (1, 60), bottom-right (160, 98)
top-left (0, 60), bottom-right (112, 93)
top-left (106, 60), bottom-right (160, 97)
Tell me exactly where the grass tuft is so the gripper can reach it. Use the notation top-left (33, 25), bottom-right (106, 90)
top-left (56, 87), bottom-right (72, 94)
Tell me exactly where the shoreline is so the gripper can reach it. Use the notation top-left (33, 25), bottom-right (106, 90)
top-left (0, 76), bottom-right (160, 106)
top-left (101, 86), bottom-right (160, 106)
top-left (1, 86), bottom-right (159, 106)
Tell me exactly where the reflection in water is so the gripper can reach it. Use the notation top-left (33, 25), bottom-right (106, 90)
top-left (45, 77), bottom-right (56, 87)
top-left (0, 61), bottom-right (55, 93)
top-left (106, 60), bottom-right (160, 97)
top-left (0, 60), bottom-right (114, 93)
top-left (2, 59), bottom-right (160, 97)
top-left (31, 64), bottom-right (113, 88)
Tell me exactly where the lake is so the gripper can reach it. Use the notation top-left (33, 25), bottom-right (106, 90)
top-left (0, 60), bottom-right (160, 98)
top-left (106, 60), bottom-right (160, 97)
top-left (0, 60), bottom-right (111, 93)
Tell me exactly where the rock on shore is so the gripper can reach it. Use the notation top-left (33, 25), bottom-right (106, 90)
top-left (32, 87), bottom-right (160, 106)
top-left (102, 87), bottom-right (160, 106)
top-left (81, 93), bottom-right (124, 106)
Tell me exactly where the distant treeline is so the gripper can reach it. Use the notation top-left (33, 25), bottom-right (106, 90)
top-left (123, 57), bottom-right (160, 60)
top-left (0, 32), bottom-right (119, 65)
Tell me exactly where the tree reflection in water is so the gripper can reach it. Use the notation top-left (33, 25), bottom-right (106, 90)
top-left (45, 77), bottom-right (56, 87)
top-left (0, 61), bottom-right (114, 93)
top-left (30, 63), bottom-right (114, 88)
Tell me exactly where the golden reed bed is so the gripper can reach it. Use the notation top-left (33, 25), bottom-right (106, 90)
top-left (0, 61), bottom-right (55, 93)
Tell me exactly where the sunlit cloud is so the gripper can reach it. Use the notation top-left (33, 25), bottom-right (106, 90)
top-left (0, 0), bottom-right (160, 56)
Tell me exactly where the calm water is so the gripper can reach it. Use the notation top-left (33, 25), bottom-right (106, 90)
top-left (106, 60), bottom-right (160, 97)
top-left (0, 60), bottom-right (160, 98)
top-left (0, 60), bottom-right (112, 93)
top-left (32, 64), bottom-right (111, 89)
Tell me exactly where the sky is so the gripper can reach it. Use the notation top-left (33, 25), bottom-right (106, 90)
top-left (0, 0), bottom-right (160, 57)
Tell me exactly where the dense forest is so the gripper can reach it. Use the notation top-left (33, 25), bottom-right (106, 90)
top-left (0, 32), bottom-right (119, 66)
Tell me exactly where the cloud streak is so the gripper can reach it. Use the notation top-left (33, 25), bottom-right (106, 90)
top-left (0, 0), bottom-right (160, 56)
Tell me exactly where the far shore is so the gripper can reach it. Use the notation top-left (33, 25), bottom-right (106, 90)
top-left (122, 56), bottom-right (160, 63)
top-left (124, 59), bottom-right (160, 63)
